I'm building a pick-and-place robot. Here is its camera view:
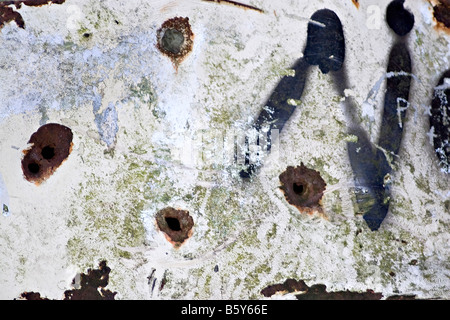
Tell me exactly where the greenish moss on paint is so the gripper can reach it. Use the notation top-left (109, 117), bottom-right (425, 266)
top-left (266, 223), bottom-right (277, 241)
top-left (415, 175), bottom-right (432, 194)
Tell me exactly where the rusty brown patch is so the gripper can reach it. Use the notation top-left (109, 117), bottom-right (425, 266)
top-left (156, 17), bottom-right (194, 70)
top-left (0, 1), bottom-right (66, 30)
top-left (432, 0), bottom-right (450, 32)
top-left (261, 279), bottom-right (309, 297)
top-left (261, 279), bottom-right (419, 300)
top-left (352, 0), bottom-right (359, 9)
top-left (19, 291), bottom-right (49, 300)
top-left (279, 163), bottom-right (326, 214)
top-left (155, 207), bottom-right (194, 248)
top-left (64, 260), bottom-right (117, 300)
top-left (0, 5), bottom-right (24, 29)
top-left (21, 123), bottom-right (73, 185)
top-left (19, 260), bottom-right (117, 300)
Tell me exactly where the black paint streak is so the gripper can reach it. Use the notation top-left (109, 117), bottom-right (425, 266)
top-left (240, 9), bottom-right (344, 178)
top-left (332, 65), bottom-right (392, 231)
top-left (430, 69), bottom-right (450, 173)
top-left (304, 9), bottom-right (345, 74)
top-left (345, 1), bottom-right (414, 230)
top-left (378, 42), bottom-right (412, 156)
top-left (239, 6), bottom-right (416, 231)
top-left (239, 57), bottom-right (309, 178)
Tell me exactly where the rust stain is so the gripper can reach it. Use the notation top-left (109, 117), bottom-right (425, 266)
top-left (63, 260), bottom-right (117, 300)
top-left (20, 260), bottom-right (117, 300)
top-left (202, 0), bottom-right (264, 13)
top-left (352, 0), bottom-right (359, 9)
top-left (279, 163), bottom-right (326, 215)
top-left (21, 123), bottom-right (73, 185)
top-left (261, 279), bottom-right (419, 300)
top-left (261, 279), bottom-right (309, 297)
top-left (156, 17), bottom-right (194, 71)
top-left (19, 292), bottom-right (49, 300)
top-left (155, 207), bottom-right (194, 248)
top-left (0, 1), bottom-right (66, 30)
top-left (430, 0), bottom-right (450, 33)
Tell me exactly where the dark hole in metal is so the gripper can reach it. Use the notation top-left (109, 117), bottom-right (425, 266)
top-left (28, 162), bottom-right (40, 174)
top-left (293, 183), bottom-right (305, 195)
top-left (165, 217), bottom-right (181, 231)
top-left (41, 146), bottom-right (55, 160)
top-left (161, 28), bottom-right (185, 54)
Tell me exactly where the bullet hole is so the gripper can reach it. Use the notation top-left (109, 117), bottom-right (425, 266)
top-left (304, 9), bottom-right (345, 74)
top-left (214, 265), bottom-right (219, 272)
top-left (156, 17), bottom-right (194, 70)
top-left (27, 162), bottom-right (40, 174)
top-left (279, 163), bottom-right (326, 214)
top-left (386, 0), bottom-right (414, 36)
top-left (21, 123), bottom-right (73, 185)
top-left (430, 69), bottom-right (450, 173)
top-left (293, 183), bottom-right (305, 195)
top-left (161, 29), bottom-right (185, 54)
top-left (165, 216), bottom-right (181, 231)
top-left (155, 207), bottom-right (194, 248)
top-left (41, 146), bottom-right (55, 160)
top-left (83, 32), bottom-right (91, 39)
top-left (433, 0), bottom-right (450, 30)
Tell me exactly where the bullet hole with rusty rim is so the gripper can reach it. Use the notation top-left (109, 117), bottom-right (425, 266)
top-left (155, 207), bottom-right (194, 248)
top-left (156, 17), bottom-right (194, 69)
top-left (21, 123), bottom-right (73, 185)
top-left (279, 163), bottom-right (326, 214)
top-left (432, 0), bottom-right (450, 31)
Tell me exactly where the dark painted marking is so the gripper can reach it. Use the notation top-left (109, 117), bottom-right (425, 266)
top-left (360, 29), bottom-right (412, 230)
top-left (330, 10), bottom-right (413, 230)
top-left (239, 58), bottom-right (309, 178)
top-left (240, 9), bottom-right (345, 178)
top-left (430, 69), bottom-right (450, 173)
top-left (304, 9), bottom-right (345, 74)
top-left (378, 42), bottom-right (412, 157)
top-left (386, 0), bottom-right (415, 36)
